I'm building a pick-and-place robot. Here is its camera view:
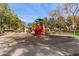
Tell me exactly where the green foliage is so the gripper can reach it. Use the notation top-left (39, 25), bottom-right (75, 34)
top-left (0, 3), bottom-right (25, 32)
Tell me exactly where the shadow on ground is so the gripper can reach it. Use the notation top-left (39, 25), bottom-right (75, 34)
top-left (13, 35), bottom-right (75, 45)
top-left (1, 35), bottom-right (79, 56)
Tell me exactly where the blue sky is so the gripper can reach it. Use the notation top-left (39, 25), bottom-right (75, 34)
top-left (8, 3), bottom-right (60, 24)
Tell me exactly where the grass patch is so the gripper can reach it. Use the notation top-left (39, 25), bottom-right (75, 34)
top-left (63, 30), bottom-right (79, 36)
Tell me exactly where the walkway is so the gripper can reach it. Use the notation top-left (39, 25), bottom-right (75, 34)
top-left (0, 33), bottom-right (79, 56)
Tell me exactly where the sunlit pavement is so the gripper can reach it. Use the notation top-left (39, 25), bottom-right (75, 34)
top-left (0, 33), bottom-right (79, 56)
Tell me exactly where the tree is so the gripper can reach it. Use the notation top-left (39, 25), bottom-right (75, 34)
top-left (63, 3), bottom-right (79, 35)
top-left (64, 3), bottom-right (79, 29)
top-left (49, 5), bottom-right (66, 31)
top-left (56, 16), bottom-right (66, 30)
top-left (0, 3), bottom-right (25, 33)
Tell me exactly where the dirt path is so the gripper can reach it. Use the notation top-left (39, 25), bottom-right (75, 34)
top-left (0, 33), bottom-right (79, 56)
